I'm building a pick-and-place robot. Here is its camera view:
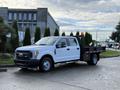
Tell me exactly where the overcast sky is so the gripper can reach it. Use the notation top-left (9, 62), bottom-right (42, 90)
top-left (0, 0), bottom-right (120, 33)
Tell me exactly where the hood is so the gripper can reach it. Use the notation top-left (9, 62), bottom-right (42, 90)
top-left (16, 45), bottom-right (54, 51)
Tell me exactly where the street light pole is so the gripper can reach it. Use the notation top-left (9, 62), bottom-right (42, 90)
top-left (96, 30), bottom-right (98, 46)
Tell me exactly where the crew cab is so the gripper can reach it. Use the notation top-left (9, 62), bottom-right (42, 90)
top-left (14, 36), bottom-right (105, 72)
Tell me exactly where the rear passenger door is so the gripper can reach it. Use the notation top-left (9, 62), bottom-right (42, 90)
top-left (67, 38), bottom-right (80, 60)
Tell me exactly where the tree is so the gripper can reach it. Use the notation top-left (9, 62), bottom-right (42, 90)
top-left (23, 27), bottom-right (31, 46)
top-left (54, 29), bottom-right (59, 36)
top-left (110, 22), bottom-right (120, 43)
top-left (80, 32), bottom-right (85, 46)
top-left (62, 32), bottom-right (65, 36)
top-left (0, 17), bottom-right (15, 52)
top-left (34, 27), bottom-right (41, 42)
top-left (110, 32), bottom-right (117, 41)
top-left (70, 32), bottom-right (73, 36)
top-left (84, 32), bottom-right (92, 46)
top-left (44, 28), bottom-right (50, 37)
top-left (76, 31), bottom-right (79, 36)
top-left (10, 20), bottom-right (19, 52)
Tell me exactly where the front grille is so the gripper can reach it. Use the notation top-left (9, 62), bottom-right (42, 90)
top-left (16, 50), bottom-right (32, 60)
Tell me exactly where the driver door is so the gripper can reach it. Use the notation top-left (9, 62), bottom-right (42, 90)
top-left (55, 38), bottom-right (70, 62)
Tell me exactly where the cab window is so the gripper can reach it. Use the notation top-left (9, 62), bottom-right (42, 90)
top-left (56, 38), bottom-right (67, 48)
top-left (68, 38), bottom-right (77, 46)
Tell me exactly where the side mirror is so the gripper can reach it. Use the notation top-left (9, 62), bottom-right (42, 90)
top-left (56, 44), bottom-right (60, 48)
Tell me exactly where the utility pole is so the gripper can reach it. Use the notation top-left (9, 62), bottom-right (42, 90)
top-left (96, 30), bottom-right (98, 46)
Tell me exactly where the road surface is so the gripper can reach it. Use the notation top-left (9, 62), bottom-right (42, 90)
top-left (0, 57), bottom-right (120, 90)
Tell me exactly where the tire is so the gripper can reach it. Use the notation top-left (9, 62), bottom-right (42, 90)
top-left (87, 54), bottom-right (98, 65)
top-left (39, 57), bottom-right (54, 72)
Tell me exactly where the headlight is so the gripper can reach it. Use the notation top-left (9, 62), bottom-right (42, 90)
top-left (34, 50), bottom-right (39, 58)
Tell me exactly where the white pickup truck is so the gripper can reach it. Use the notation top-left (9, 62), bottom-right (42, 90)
top-left (14, 36), bottom-right (105, 72)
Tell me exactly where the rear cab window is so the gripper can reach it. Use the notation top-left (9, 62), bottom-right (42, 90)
top-left (68, 38), bottom-right (78, 46)
top-left (57, 38), bottom-right (68, 46)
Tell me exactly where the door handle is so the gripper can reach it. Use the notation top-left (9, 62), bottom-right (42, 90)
top-left (67, 48), bottom-right (70, 50)
top-left (77, 48), bottom-right (79, 50)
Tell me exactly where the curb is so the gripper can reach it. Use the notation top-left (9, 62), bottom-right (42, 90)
top-left (0, 64), bottom-right (16, 68)
top-left (0, 68), bottom-right (7, 72)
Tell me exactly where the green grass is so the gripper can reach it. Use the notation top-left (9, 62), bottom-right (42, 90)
top-left (100, 50), bottom-right (120, 58)
top-left (0, 53), bottom-right (14, 65)
top-left (0, 58), bottom-right (14, 65)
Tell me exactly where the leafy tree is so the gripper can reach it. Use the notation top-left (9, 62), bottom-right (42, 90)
top-left (0, 17), bottom-right (15, 52)
top-left (110, 22), bottom-right (120, 43)
top-left (10, 20), bottom-right (19, 52)
top-left (70, 32), bottom-right (73, 36)
top-left (84, 32), bottom-right (92, 46)
top-left (54, 29), bottom-right (59, 36)
top-left (110, 32), bottom-right (117, 41)
top-left (34, 27), bottom-right (41, 42)
top-left (44, 28), bottom-right (50, 37)
top-left (23, 27), bottom-right (31, 46)
top-left (76, 31), bottom-right (79, 36)
top-left (80, 32), bottom-right (85, 46)
top-left (62, 32), bottom-right (65, 36)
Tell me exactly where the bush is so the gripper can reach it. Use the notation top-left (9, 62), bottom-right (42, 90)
top-left (62, 32), bottom-right (65, 36)
top-left (0, 17), bottom-right (16, 53)
top-left (5, 41), bottom-right (13, 53)
top-left (76, 32), bottom-right (79, 36)
top-left (34, 27), bottom-right (41, 42)
top-left (54, 29), bottom-right (59, 36)
top-left (10, 20), bottom-right (19, 52)
top-left (84, 32), bottom-right (92, 46)
top-left (44, 28), bottom-right (50, 37)
top-left (70, 32), bottom-right (73, 36)
top-left (23, 27), bottom-right (31, 46)
top-left (0, 53), bottom-right (13, 59)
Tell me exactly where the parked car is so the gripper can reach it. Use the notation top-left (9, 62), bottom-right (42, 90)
top-left (112, 43), bottom-right (120, 49)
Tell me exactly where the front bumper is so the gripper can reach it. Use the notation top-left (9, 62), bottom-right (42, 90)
top-left (14, 59), bottom-right (39, 68)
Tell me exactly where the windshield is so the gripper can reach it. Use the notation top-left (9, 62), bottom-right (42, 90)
top-left (35, 37), bottom-right (58, 46)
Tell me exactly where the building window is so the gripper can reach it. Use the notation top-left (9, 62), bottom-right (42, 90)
top-left (8, 13), bottom-right (12, 20)
top-left (14, 13), bottom-right (17, 20)
top-left (18, 13), bottom-right (22, 20)
top-left (33, 13), bottom-right (36, 20)
top-left (18, 23), bottom-right (22, 30)
top-left (28, 13), bottom-right (32, 21)
top-left (33, 24), bottom-right (37, 30)
top-left (23, 13), bottom-right (27, 21)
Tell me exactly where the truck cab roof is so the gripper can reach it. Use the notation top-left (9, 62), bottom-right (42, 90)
top-left (45, 36), bottom-right (76, 39)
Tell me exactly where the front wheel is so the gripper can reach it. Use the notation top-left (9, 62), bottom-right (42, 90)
top-left (39, 57), bottom-right (54, 72)
top-left (87, 54), bottom-right (98, 65)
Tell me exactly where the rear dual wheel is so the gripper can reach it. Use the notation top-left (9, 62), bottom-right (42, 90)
top-left (87, 54), bottom-right (98, 65)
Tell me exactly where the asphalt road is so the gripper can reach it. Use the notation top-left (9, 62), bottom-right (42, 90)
top-left (0, 57), bottom-right (120, 90)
